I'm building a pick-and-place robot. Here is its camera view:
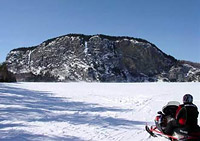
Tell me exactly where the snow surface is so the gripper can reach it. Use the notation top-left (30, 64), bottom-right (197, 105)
top-left (0, 82), bottom-right (199, 141)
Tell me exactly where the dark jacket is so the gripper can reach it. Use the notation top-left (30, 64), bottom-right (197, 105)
top-left (176, 103), bottom-right (199, 127)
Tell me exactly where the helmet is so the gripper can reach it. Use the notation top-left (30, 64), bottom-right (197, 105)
top-left (183, 94), bottom-right (193, 104)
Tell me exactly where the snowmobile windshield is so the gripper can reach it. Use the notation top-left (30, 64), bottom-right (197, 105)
top-left (162, 101), bottom-right (180, 117)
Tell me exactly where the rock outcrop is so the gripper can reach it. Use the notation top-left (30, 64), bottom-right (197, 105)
top-left (5, 34), bottom-right (200, 82)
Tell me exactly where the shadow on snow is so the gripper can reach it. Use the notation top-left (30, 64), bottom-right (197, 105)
top-left (0, 83), bottom-right (147, 140)
top-left (0, 129), bottom-right (81, 141)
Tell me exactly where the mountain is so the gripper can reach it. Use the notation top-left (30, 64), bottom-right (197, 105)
top-left (5, 34), bottom-right (200, 82)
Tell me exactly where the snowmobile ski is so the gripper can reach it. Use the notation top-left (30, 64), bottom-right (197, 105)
top-left (145, 124), bottom-right (179, 140)
top-left (145, 125), bottom-right (157, 137)
top-left (146, 124), bottom-right (200, 141)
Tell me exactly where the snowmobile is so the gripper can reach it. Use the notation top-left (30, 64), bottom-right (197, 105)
top-left (145, 101), bottom-right (200, 140)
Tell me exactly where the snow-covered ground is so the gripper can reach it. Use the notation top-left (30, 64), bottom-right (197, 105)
top-left (0, 82), bottom-right (199, 141)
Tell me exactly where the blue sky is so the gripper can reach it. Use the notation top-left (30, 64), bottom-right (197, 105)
top-left (0, 0), bottom-right (199, 63)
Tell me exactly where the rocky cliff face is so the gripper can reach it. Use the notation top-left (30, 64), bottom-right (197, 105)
top-left (5, 34), bottom-right (200, 82)
top-left (168, 62), bottom-right (200, 82)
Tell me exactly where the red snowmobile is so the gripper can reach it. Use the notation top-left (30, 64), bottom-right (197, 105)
top-left (146, 101), bottom-right (200, 140)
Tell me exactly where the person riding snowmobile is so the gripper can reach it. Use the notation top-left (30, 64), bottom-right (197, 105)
top-left (176, 94), bottom-right (199, 126)
top-left (163, 94), bottom-right (199, 135)
top-left (146, 94), bottom-right (200, 140)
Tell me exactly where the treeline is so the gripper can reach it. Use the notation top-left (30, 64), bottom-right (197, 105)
top-left (0, 63), bottom-right (16, 82)
top-left (179, 60), bottom-right (200, 69)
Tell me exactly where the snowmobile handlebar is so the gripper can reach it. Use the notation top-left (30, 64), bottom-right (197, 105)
top-left (157, 111), bottom-right (163, 115)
